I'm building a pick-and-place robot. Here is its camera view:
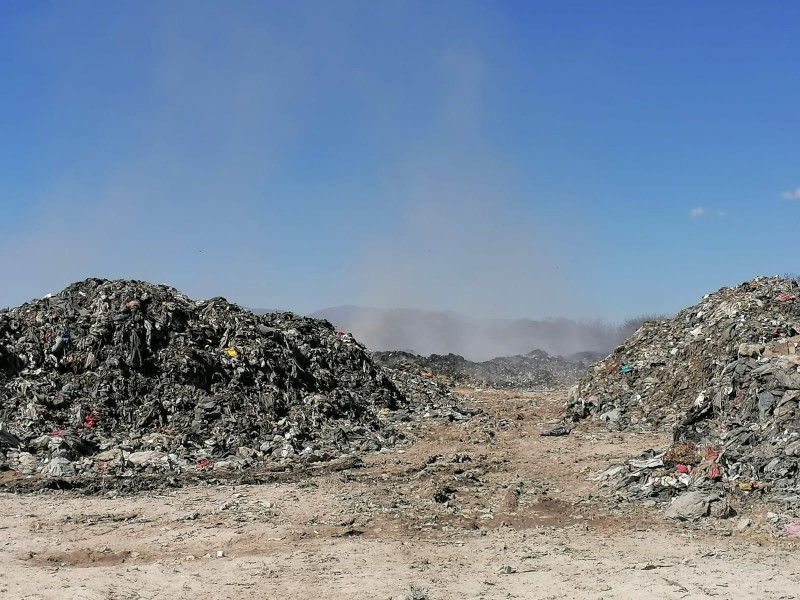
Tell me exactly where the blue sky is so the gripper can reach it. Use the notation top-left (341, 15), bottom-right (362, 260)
top-left (2, 1), bottom-right (799, 321)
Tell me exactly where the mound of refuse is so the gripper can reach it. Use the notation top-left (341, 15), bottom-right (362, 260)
top-left (570, 276), bottom-right (800, 504)
top-left (373, 350), bottom-right (584, 390)
top-left (0, 279), bottom-right (442, 482)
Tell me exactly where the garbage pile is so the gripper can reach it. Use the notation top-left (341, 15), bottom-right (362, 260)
top-left (571, 276), bottom-right (800, 507)
top-left (373, 350), bottom-right (585, 390)
top-left (0, 278), bottom-right (452, 483)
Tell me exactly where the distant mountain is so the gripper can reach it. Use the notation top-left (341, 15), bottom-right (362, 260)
top-left (308, 305), bottom-right (629, 362)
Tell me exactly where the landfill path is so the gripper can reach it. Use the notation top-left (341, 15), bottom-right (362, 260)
top-left (1, 387), bottom-right (799, 600)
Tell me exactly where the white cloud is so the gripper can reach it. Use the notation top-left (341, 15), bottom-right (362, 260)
top-left (689, 207), bottom-right (726, 219)
top-left (780, 188), bottom-right (800, 201)
top-left (689, 207), bottom-right (706, 218)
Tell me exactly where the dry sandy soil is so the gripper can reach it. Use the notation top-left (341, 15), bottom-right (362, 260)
top-left (1, 389), bottom-right (799, 600)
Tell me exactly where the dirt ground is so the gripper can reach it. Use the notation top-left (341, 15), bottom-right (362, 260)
top-left (1, 389), bottom-right (799, 600)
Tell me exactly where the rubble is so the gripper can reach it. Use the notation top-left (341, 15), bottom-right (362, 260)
top-left (377, 366), bottom-right (478, 424)
top-left (540, 426), bottom-right (570, 437)
top-left (373, 350), bottom-right (585, 390)
top-left (0, 278), bottom-right (456, 487)
top-left (572, 276), bottom-right (800, 509)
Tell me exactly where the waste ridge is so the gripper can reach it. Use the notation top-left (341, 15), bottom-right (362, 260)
top-left (570, 276), bottom-right (800, 507)
top-left (374, 350), bottom-right (585, 390)
top-left (0, 278), bottom-right (460, 484)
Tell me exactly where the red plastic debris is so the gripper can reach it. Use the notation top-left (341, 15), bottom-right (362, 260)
top-left (336, 331), bottom-right (345, 337)
top-left (48, 430), bottom-right (64, 436)
top-left (196, 459), bottom-right (213, 469)
top-left (776, 293), bottom-right (795, 302)
top-left (704, 446), bottom-right (720, 461)
top-left (83, 413), bottom-right (97, 428)
top-left (708, 464), bottom-right (721, 480)
top-left (676, 464), bottom-right (690, 474)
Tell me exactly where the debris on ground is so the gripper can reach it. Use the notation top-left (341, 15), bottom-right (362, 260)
top-left (782, 521), bottom-right (800, 537)
top-left (406, 585), bottom-right (432, 600)
top-left (572, 276), bottom-right (800, 512)
top-left (0, 279), bottom-right (461, 488)
top-left (540, 426), bottom-right (571, 437)
top-left (664, 490), bottom-right (727, 522)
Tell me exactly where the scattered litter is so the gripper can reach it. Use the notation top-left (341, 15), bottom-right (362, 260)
top-left (406, 585), bottom-right (431, 600)
top-left (540, 426), bottom-right (571, 437)
top-left (665, 491), bottom-right (721, 522)
top-left (497, 565), bottom-right (517, 574)
top-left (782, 522), bottom-right (800, 538)
top-left (631, 561), bottom-right (671, 570)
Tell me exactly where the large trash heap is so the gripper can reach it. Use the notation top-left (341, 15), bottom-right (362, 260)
top-left (570, 276), bottom-right (800, 507)
top-left (0, 279), bottom-right (444, 481)
top-left (374, 350), bottom-right (585, 390)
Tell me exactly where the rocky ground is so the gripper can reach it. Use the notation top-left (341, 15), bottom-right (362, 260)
top-left (2, 387), bottom-right (799, 600)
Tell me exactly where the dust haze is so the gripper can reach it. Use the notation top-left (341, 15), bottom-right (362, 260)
top-left (344, 48), bottom-right (605, 359)
top-left (2, 2), bottom-right (622, 360)
top-left (312, 306), bottom-right (645, 362)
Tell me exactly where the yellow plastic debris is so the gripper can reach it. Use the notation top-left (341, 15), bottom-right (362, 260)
top-left (225, 347), bottom-right (238, 357)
